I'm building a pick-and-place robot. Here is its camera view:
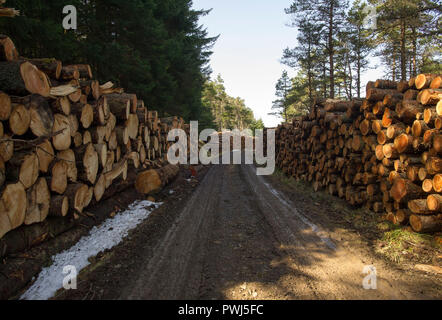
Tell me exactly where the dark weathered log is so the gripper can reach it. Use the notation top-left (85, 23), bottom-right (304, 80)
top-left (25, 58), bottom-right (62, 79)
top-left (410, 214), bottom-right (442, 233)
top-left (0, 61), bottom-right (50, 97)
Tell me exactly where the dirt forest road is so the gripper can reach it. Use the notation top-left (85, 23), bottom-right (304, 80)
top-left (54, 161), bottom-right (441, 300)
top-left (115, 163), bottom-right (440, 300)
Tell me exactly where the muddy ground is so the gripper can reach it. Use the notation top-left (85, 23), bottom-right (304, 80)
top-left (43, 163), bottom-right (441, 300)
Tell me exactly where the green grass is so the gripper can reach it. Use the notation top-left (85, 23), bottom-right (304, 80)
top-left (272, 168), bottom-right (441, 265)
top-left (377, 225), bottom-right (438, 264)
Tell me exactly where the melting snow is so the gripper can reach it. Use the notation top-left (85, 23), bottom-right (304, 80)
top-left (21, 200), bottom-right (162, 300)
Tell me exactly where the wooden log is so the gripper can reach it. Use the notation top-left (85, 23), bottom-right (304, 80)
top-left (426, 157), bottom-right (442, 175)
top-left (0, 61), bottom-right (50, 97)
top-left (0, 182), bottom-right (27, 239)
top-left (75, 143), bottom-right (99, 185)
top-left (0, 35), bottom-right (19, 61)
top-left (396, 100), bottom-right (423, 123)
top-left (11, 94), bottom-right (54, 137)
top-left (415, 74), bottom-right (439, 90)
top-left (375, 79), bottom-right (397, 89)
top-left (411, 120), bottom-right (429, 137)
top-left (0, 157), bottom-right (5, 189)
top-left (49, 161), bottom-right (67, 194)
top-left (366, 88), bottom-right (397, 102)
top-left (430, 76), bottom-right (441, 89)
top-left (135, 164), bottom-right (179, 194)
top-left (52, 113), bottom-right (71, 151)
top-left (105, 93), bottom-right (130, 120)
top-left (94, 143), bottom-right (108, 168)
top-left (0, 134), bottom-right (13, 162)
top-left (420, 89), bottom-right (442, 105)
top-left (35, 139), bottom-right (54, 173)
top-left (6, 151), bottom-right (39, 189)
top-left (24, 177), bottom-right (50, 225)
top-left (9, 103), bottom-right (30, 135)
top-left (60, 65), bottom-right (79, 80)
top-left (408, 199), bottom-right (432, 214)
top-left (0, 91), bottom-right (11, 120)
top-left (25, 58), bottom-right (62, 79)
top-left (390, 178), bottom-right (427, 203)
top-left (93, 173), bottom-right (106, 202)
top-left (431, 173), bottom-right (442, 194)
top-left (427, 194), bottom-right (442, 212)
top-left (104, 159), bottom-right (128, 186)
top-left (397, 80), bottom-right (410, 93)
top-left (49, 195), bottom-right (69, 217)
top-left (64, 183), bottom-right (90, 213)
top-left (52, 96), bottom-right (70, 116)
top-left (58, 149), bottom-right (77, 182)
top-left (83, 130), bottom-right (92, 145)
top-left (75, 64), bottom-right (93, 79)
top-left (410, 214), bottom-right (442, 233)
top-left (68, 114), bottom-right (79, 137)
top-left (126, 113), bottom-right (139, 140)
top-left (396, 209), bottom-right (411, 224)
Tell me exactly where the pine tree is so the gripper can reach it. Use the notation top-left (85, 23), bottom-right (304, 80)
top-left (269, 71), bottom-right (292, 122)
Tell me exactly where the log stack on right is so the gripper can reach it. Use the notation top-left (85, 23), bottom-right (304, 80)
top-left (274, 74), bottom-right (442, 234)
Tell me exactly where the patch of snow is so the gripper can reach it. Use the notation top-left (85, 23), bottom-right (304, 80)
top-left (21, 200), bottom-right (162, 300)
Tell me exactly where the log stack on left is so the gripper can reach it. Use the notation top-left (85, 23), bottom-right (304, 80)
top-left (0, 35), bottom-right (185, 240)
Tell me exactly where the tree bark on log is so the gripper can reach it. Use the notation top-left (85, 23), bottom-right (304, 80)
top-left (6, 151), bottom-right (39, 189)
top-left (0, 61), bottom-right (50, 97)
top-left (64, 183), bottom-right (90, 213)
top-left (75, 143), bottom-right (99, 185)
top-left (135, 164), bottom-right (179, 194)
top-left (25, 177), bottom-right (50, 225)
top-left (410, 214), bottom-right (442, 233)
top-left (25, 58), bottom-right (62, 79)
top-left (11, 94), bottom-right (54, 137)
top-left (49, 195), bottom-right (69, 217)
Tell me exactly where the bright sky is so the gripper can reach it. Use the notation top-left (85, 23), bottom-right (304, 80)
top-left (192, 0), bottom-right (385, 128)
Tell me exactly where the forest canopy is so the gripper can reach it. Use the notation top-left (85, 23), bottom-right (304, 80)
top-left (271, 0), bottom-right (441, 123)
top-left (0, 0), bottom-right (218, 122)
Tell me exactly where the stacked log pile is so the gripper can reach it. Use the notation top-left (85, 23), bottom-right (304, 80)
top-left (0, 35), bottom-right (185, 240)
top-left (275, 75), bottom-right (442, 234)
